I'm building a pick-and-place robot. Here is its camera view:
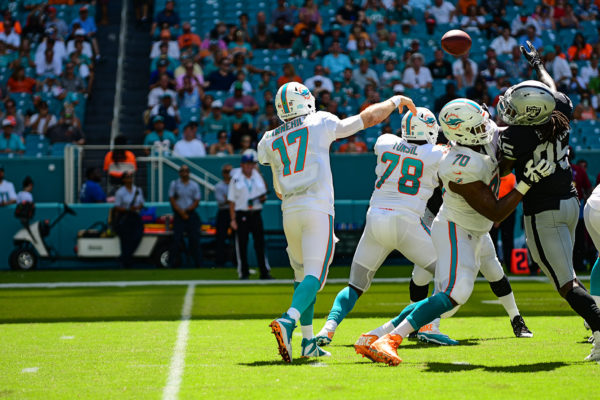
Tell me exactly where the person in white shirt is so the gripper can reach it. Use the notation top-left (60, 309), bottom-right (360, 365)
top-left (0, 20), bottom-right (20, 50)
top-left (426, 0), bottom-right (456, 24)
top-left (402, 53), bottom-right (433, 89)
top-left (35, 48), bottom-right (63, 78)
top-left (452, 54), bottom-right (478, 89)
top-left (544, 48), bottom-right (571, 89)
top-left (35, 29), bottom-right (67, 65)
top-left (511, 13), bottom-right (541, 36)
top-left (581, 54), bottom-right (599, 85)
top-left (149, 30), bottom-right (180, 59)
top-left (173, 123), bottom-right (207, 158)
top-left (0, 166), bottom-right (16, 206)
top-left (490, 27), bottom-right (518, 55)
top-left (27, 101), bottom-right (57, 136)
top-left (304, 65), bottom-right (334, 94)
top-left (352, 59), bottom-right (380, 90)
top-left (66, 29), bottom-right (93, 58)
top-left (16, 176), bottom-right (33, 204)
top-left (258, 81), bottom-right (417, 362)
top-left (148, 74), bottom-right (177, 108)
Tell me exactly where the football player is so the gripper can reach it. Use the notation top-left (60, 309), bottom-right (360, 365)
top-left (356, 99), bottom-right (553, 366)
top-left (498, 41), bottom-right (600, 361)
top-left (258, 82), bottom-right (417, 362)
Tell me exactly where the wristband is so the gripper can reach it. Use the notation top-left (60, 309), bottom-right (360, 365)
top-left (515, 181), bottom-right (531, 195)
top-left (390, 96), bottom-right (402, 107)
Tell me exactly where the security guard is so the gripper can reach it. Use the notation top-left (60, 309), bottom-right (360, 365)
top-left (228, 151), bottom-right (272, 279)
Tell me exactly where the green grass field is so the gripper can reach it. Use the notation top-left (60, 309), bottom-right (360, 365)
top-left (0, 267), bottom-right (598, 399)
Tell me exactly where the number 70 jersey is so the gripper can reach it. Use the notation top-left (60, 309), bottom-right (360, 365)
top-left (258, 111), bottom-right (344, 216)
top-left (370, 134), bottom-right (447, 217)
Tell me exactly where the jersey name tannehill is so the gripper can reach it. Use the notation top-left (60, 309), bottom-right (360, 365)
top-left (265, 116), bottom-right (306, 138)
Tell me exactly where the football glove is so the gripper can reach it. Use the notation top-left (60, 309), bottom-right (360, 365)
top-left (520, 40), bottom-right (542, 68)
top-left (523, 159), bottom-right (555, 185)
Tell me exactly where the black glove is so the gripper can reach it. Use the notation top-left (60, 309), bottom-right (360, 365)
top-left (520, 40), bottom-right (542, 68)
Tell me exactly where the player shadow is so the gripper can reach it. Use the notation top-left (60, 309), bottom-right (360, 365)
top-left (240, 358), bottom-right (322, 367)
top-left (339, 338), bottom-right (481, 349)
top-left (423, 361), bottom-right (570, 373)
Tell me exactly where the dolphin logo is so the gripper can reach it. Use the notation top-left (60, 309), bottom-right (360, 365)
top-left (443, 113), bottom-right (463, 130)
top-left (298, 88), bottom-right (311, 99)
top-left (420, 116), bottom-right (437, 127)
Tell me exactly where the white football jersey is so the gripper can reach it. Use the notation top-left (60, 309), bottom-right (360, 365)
top-left (587, 184), bottom-right (600, 211)
top-left (370, 134), bottom-right (446, 217)
top-left (258, 111), bottom-right (342, 215)
top-left (438, 132), bottom-right (500, 234)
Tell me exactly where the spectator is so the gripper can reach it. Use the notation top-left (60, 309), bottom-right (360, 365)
top-left (460, 5), bottom-right (486, 33)
top-left (148, 73), bottom-right (177, 108)
top-left (69, 41), bottom-right (93, 82)
top-left (61, 62), bottom-right (86, 93)
top-left (271, 0), bottom-right (294, 25)
top-left (104, 136), bottom-right (137, 181)
top-left (230, 104), bottom-right (255, 142)
top-left (256, 102), bottom-right (280, 134)
top-left (574, 91), bottom-right (597, 120)
top-left (144, 115), bottom-right (177, 154)
top-left (237, 133), bottom-right (254, 154)
top-left (150, 94), bottom-right (179, 134)
top-left (16, 176), bottom-right (34, 205)
top-left (228, 71), bottom-right (253, 95)
top-left (150, 29), bottom-right (180, 59)
top-left (352, 59), bottom-right (380, 90)
top-left (168, 165), bottom-right (202, 268)
top-left (0, 118), bottom-right (24, 154)
top-left (576, 0), bottom-right (599, 21)
top-left (567, 63), bottom-right (586, 94)
top-left (380, 59), bottom-right (402, 89)
top-left (45, 109), bottom-right (85, 145)
top-left (426, 0), bottom-right (457, 25)
top-left (350, 38), bottom-right (373, 64)
top-left (490, 173), bottom-right (516, 265)
top-left (178, 76), bottom-right (201, 109)
top-left (336, 0), bottom-right (362, 25)
top-left (71, 5), bottom-right (100, 60)
top-left (152, 0), bottom-right (180, 34)
top-left (270, 16), bottom-right (294, 49)
top-left (324, 41), bottom-right (353, 77)
top-left (205, 58), bottom-right (236, 91)
top-left (504, 45), bottom-right (528, 80)
top-left (223, 82), bottom-right (259, 115)
top-left (466, 76), bottom-right (490, 105)
top-left (558, 2), bottom-right (580, 30)
top-left (173, 123), bottom-right (207, 157)
top-left (374, 31), bottom-right (402, 63)
top-left (338, 135), bottom-right (368, 153)
top-left (4, 99), bottom-right (25, 137)
top-left (45, 6), bottom-right (68, 39)
top-left (0, 20), bottom-right (20, 50)
top-left (228, 29), bottom-right (253, 58)
top-left (346, 23), bottom-right (372, 52)
top-left (36, 48), bottom-right (62, 79)
top-left (251, 22), bottom-right (271, 50)
top-left (323, 23), bottom-right (347, 51)
top-left (178, 21), bottom-right (201, 51)
top-left (203, 100), bottom-right (231, 139)
top-left (67, 29), bottom-right (94, 59)
top-left (486, 10), bottom-right (511, 40)
top-left (276, 63), bottom-right (303, 87)
top-left (113, 171), bottom-right (144, 268)
top-left (27, 101), bottom-right (56, 135)
top-left (511, 12), bottom-right (541, 36)
top-left (434, 82), bottom-right (458, 113)
top-left (452, 54), bottom-right (478, 89)
top-left (428, 49), bottom-right (453, 80)
top-left (175, 56), bottom-right (203, 79)
top-left (0, 166), bottom-right (16, 206)
top-left (35, 28), bottom-right (66, 65)
top-left (534, 5), bottom-right (555, 31)
top-left (518, 25), bottom-right (542, 50)
top-left (568, 33), bottom-right (593, 61)
top-left (299, 0), bottom-right (323, 27)
top-left (214, 164), bottom-right (233, 266)
top-left (490, 27), bottom-right (517, 55)
top-left (305, 65), bottom-right (334, 94)
top-left (581, 54), bottom-right (599, 85)
top-left (10, 41), bottom-right (35, 70)
top-left (6, 66), bottom-right (38, 94)
top-left (209, 131), bottom-right (235, 156)
top-left (150, 43), bottom-right (177, 73)
top-left (291, 29), bottom-right (322, 60)
top-left (228, 152), bottom-right (271, 280)
top-left (149, 58), bottom-right (174, 88)
top-left (544, 47), bottom-right (571, 91)
top-left (340, 67), bottom-right (361, 99)
top-left (175, 58), bottom-right (204, 90)
top-left (402, 53), bottom-right (432, 89)
top-left (480, 59), bottom-right (506, 88)
top-left (80, 167), bottom-right (107, 203)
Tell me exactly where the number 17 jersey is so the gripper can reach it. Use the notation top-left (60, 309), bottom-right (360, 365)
top-left (258, 111), bottom-right (343, 216)
top-left (370, 134), bottom-right (447, 217)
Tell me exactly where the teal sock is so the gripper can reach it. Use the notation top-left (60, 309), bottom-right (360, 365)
top-left (591, 257), bottom-right (600, 296)
top-left (391, 302), bottom-right (419, 327)
top-left (290, 275), bottom-right (320, 317)
top-left (296, 281), bottom-right (316, 326)
top-left (405, 293), bottom-right (454, 331)
top-left (327, 286), bottom-right (360, 325)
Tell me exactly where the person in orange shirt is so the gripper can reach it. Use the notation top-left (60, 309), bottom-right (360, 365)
top-left (568, 33), bottom-right (593, 61)
top-left (490, 173), bottom-right (516, 267)
top-left (0, 11), bottom-right (22, 34)
top-left (457, 0), bottom-right (477, 15)
top-left (6, 66), bottom-right (38, 94)
top-left (178, 22), bottom-right (201, 51)
top-left (337, 135), bottom-right (368, 153)
top-left (277, 63), bottom-right (303, 87)
top-left (103, 136), bottom-right (138, 183)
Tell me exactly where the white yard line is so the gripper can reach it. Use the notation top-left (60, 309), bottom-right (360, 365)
top-left (0, 275), bottom-right (588, 289)
top-left (162, 284), bottom-right (195, 400)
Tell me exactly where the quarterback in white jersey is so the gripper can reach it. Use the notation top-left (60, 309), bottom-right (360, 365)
top-left (583, 184), bottom-right (600, 349)
top-left (259, 82), bottom-right (417, 363)
top-left (359, 99), bottom-right (554, 366)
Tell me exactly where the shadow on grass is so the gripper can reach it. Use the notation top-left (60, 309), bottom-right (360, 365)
top-left (339, 337), bottom-right (486, 349)
top-left (423, 361), bottom-right (570, 373)
top-left (239, 358), bottom-right (322, 367)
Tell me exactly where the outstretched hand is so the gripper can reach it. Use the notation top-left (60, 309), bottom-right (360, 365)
top-left (520, 40), bottom-right (542, 67)
top-left (397, 96), bottom-right (418, 115)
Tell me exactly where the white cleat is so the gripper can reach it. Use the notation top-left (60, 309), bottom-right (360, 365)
top-left (585, 332), bottom-right (600, 362)
top-left (301, 338), bottom-right (331, 358)
top-left (315, 328), bottom-right (335, 347)
top-left (417, 318), bottom-right (459, 346)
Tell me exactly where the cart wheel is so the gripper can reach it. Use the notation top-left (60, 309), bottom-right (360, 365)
top-left (9, 248), bottom-right (38, 271)
top-left (151, 243), bottom-right (170, 268)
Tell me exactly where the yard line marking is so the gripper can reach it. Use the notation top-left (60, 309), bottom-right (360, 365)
top-left (481, 300), bottom-right (502, 305)
top-left (163, 284), bottom-right (195, 400)
top-left (21, 367), bottom-right (38, 373)
top-left (0, 275), bottom-right (584, 290)
top-left (60, 336), bottom-right (75, 340)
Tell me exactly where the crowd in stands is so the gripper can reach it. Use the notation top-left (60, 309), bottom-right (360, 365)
top-left (0, 2), bottom-right (99, 157)
top-left (145, 0), bottom-right (600, 155)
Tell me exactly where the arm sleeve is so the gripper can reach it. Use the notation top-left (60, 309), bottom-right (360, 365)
top-left (499, 129), bottom-right (517, 160)
top-left (332, 114), bottom-right (365, 139)
top-left (227, 180), bottom-right (236, 202)
top-left (193, 183), bottom-right (201, 201)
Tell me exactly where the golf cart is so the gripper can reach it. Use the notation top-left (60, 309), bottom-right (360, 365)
top-left (9, 203), bottom-right (172, 270)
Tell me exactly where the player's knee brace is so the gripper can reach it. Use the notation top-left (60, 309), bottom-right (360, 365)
top-left (348, 262), bottom-right (377, 292)
top-left (565, 286), bottom-right (600, 332)
top-left (409, 279), bottom-right (430, 303)
top-left (289, 257), bottom-right (304, 282)
top-left (489, 275), bottom-right (512, 298)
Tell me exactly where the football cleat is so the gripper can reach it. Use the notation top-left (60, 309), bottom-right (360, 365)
top-left (269, 313), bottom-right (296, 363)
top-left (417, 323), bottom-right (459, 346)
top-left (301, 338), bottom-right (331, 358)
top-left (369, 334), bottom-right (403, 366)
top-left (588, 335), bottom-right (595, 344)
top-left (315, 328), bottom-right (335, 347)
top-left (353, 333), bottom-right (380, 362)
top-left (511, 315), bottom-right (533, 338)
top-left (585, 332), bottom-right (600, 361)
top-left (584, 319), bottom-right (590, 330)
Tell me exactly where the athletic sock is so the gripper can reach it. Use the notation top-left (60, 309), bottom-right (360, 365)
top-left (324, 319), bottom-right (338, 332)
top-left (591, 257), bottom-right (600, 297)
top-left (287, 307), bottom-right (300, 321)
top-left (327, 286), bottom-right (360, 326)
top-left (405, 292), bottom-right (455, 331)
top-left (391, 319), bottom-right (415, 338)
top-left (289, 275), bottom-right (320, 322)
top-left (497, 293), bottom-right (520, 319)
top-left (367, 320), bottom-right (395, 337)
top-left (565, 286), bottom-right (600, 332)
top-left (301, 325), bottom-right (314, 340)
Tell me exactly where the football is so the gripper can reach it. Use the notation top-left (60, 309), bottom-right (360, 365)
top-left (441, 29), bottom-right (472, 56)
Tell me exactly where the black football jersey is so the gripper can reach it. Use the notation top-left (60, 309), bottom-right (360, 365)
top-left (500, 91), bottom-right (577, 215)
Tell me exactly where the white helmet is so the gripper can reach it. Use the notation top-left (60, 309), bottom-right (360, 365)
top-left (275, 82), bottom-right (316, 122)
top-left (439, 98), bottom-right (495, 146)
top-left (401, 107), bottom-right (439, 144)
top-left (497, 80), bottom-right (555, 126)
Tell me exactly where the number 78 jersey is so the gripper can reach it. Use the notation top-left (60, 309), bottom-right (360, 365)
top-left (258, 111), bottom-right (344, 216)
top-left (370, 134), bottom-right (447, 217)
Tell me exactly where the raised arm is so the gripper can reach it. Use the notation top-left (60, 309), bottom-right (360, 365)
top-left (520, 40), bottom-right (557, 92)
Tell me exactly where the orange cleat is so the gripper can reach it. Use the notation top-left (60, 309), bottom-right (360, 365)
top-left (354, 333), bottom-right (380, 362)
top-left (369, 334), bottom-right (403, 366)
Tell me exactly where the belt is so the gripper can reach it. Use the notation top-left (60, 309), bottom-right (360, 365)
top-left (236, 209), bottom-right (262, 214)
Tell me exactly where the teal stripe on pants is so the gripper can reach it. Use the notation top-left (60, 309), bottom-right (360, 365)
top-left (444, 221), bottom-right (458, 296)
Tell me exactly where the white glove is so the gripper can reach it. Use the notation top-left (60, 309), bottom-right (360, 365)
top-left (523, 159), bottom-right (556, 184)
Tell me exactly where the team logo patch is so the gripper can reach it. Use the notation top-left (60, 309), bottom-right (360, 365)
top-left (443, 113), bottom-right (464, 130)
top-left (419, 115), bottom-right (437, 128)
top-left (525, 105), bottom-right (542, 120)
top-left (298, 87), bottom-right (311, 100)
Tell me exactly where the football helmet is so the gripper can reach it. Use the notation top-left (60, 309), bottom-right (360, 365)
top-left (497, 80), bottom-right (556, 126)
top-left (401, 107), bottom-right (439, 144)
top-left (275, 82), bottom-right (316, 122)
top-left (439, 98), bottom-right (495, 146)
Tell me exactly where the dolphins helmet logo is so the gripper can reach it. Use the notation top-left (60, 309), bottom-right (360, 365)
top-left (419, 115), bottom-right (437, 128)
top-left (297, 87), bottom-right (312, 100)
top-left (443, 113), bottom-right (464, 130)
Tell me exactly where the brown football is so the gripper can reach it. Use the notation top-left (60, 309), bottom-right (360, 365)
top-left (441, 30), bottom-right (472, 57)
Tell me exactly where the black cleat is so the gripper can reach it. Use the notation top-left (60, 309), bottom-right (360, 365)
top-left (407, 331), bottom-right (418, 340)
top-left (511, 315), bottom-right (533, 338)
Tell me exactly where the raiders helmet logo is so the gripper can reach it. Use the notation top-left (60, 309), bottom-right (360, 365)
top-left (525, 105), bottom-right (542, 120)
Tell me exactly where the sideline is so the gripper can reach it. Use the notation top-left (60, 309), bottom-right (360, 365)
top-left (0, 275), bottom-right (586, 289)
